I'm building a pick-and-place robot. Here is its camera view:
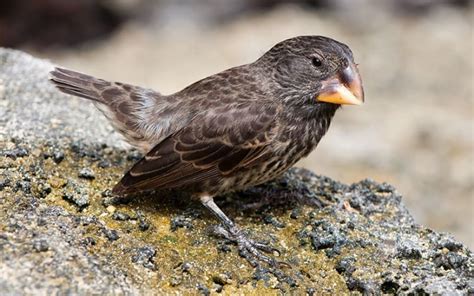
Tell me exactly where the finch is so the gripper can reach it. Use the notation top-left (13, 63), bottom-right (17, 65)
top-left (50, 35), bottom-right (364, 267)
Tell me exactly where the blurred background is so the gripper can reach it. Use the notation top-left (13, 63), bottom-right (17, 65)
top-left (1, 0), bottom-right (472, 248)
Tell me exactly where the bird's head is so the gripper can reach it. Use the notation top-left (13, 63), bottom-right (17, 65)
top-left (257, 36), bottom-right (364, 110)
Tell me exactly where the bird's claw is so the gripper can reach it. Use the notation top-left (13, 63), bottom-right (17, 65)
top-left (213, 224), bottom-right (289, 268)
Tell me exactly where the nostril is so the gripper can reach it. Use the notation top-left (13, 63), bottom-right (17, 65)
top-left (339, 66), bottom-right (354, 86)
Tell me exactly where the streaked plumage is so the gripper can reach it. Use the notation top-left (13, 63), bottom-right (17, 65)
top-left (50, 35), bottom-right (364, 267)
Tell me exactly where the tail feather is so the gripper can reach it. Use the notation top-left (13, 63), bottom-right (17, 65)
top-left (49, 67), bottom-right (161, 152)
top-left (50, 68), bottom-right (111, 102)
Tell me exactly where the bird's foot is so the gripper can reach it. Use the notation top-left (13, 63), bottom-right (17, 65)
top-left (213, 224), bottom-right (287, 268)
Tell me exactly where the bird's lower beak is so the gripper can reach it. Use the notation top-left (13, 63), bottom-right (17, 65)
top-left (316, 64), bottom-right (364, 105)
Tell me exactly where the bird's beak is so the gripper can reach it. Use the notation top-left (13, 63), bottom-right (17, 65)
top-left (316, 63), bottom-right (364, 105)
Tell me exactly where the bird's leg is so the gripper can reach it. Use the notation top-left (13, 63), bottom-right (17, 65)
top-left (200, 194), bottom-right (281, 267)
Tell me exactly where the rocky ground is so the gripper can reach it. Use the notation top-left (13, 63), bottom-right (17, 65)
top-left (1, 49), bottom-right (473, 294)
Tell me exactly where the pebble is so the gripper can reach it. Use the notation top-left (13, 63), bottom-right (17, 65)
top-left (307, 288), bottom-right (316, 296)
top-left (335, 257), bottom-right (356, 275)
top-left (434, 252), bottom-right (467, 270)
top-left (196, 283), bottom-right (210, 296)
top-left (78, 168), bottom-right (95, 180)
top-left (112, 211), bottom-right (130, 221)
top-left (212, 272), bottom-right (232, 285)
top-left (37, 182), bottom-right (52, 198)
top-left (290, 208), bottom-right (300, 219)
top-left (181, 262), bottom-right (192, 273)
top-left (170, 215), bottom-right (194, 231)
top-left (15, 180), bottom-right (31, 193)
top-left (0, 178), bottom-right (10, 191)
top-left (79, 216), bottom-right (96, 226)
top-left (52, 150), bottom-right (65, 164)
top-left (396, 240), bottom-right (422, 259)
top-left (346, 277), bottom-right (369, 294)
top-left (63, 192), bottom-right (90, 210)
top-left (263, 215), bottom-right (286, 228)
top-left (36, 218), bottom-right (47, 226)
top-left (32, 239), bottom-right (49, 252)
top-left (170, 275), bottom-right (183, 287)
top-left (97, 160), bottom-right (110, 168)
top-left (213, 283), bottom-right (223, 293)
top-left (437, 237), bottom-right (463, 252)
top-left (102, 228), bottom-right (120, 241)
top-left (138, 219), bottom-right (150, 231)
top-left (131, 246), bottom-right (156, 270)
top-left (3, 147), bottom-right (29, 159)
top-left (312, 232), bottom-right (336, 250)
top-left (82, 237), bottom-right (97, 246)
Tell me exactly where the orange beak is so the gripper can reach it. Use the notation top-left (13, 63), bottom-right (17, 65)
top-left (316, 63), bottom-right (364, 105)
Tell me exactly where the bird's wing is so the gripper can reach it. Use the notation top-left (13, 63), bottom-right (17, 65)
top-left (112, 103), bottom-right (281, 194)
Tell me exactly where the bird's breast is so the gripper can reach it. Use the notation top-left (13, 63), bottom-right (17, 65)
top-left (277, 116), bottom-right (331, 158)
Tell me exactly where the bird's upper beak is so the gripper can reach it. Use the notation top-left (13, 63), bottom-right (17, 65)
top-left (316, 63), bottom-right (364, 105)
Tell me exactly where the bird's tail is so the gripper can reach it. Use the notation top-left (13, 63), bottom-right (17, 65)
top-left (50, 67), bottom-right (160, 152)
top-left (50, 67), bottom-right (111, 103)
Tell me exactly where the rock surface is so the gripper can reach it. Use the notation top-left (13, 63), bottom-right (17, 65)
top-left (0, 49), bottom-right (473, 294)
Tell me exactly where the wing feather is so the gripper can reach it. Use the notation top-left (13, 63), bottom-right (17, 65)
top-left (112, 103), bottom-right (280, 194)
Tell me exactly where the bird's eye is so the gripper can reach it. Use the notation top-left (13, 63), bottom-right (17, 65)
top-left (311, 57), bottom-right (323, 68)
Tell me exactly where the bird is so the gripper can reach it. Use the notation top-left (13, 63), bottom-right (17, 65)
top-left (50, 35), bottom-right (364, 267)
